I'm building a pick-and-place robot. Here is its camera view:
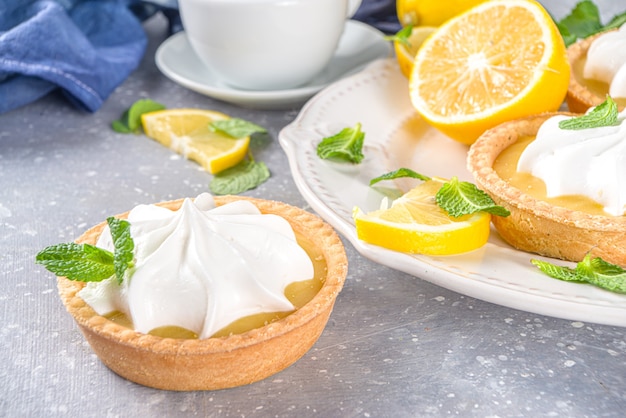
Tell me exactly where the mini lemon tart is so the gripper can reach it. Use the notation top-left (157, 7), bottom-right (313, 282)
top-left (467, 113), bottom-right (626, 266)
top-left (566, 29), bottom-right (626, 113)
top-left (56, 196), bottom-right (347, 391)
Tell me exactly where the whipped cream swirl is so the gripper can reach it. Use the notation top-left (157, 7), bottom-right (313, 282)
top-left (517, 109), bottom-right (626, 216)
top-left (79, 193), bottom-right (314, 339)
top-left (584, 25), bottom-right (626, 98)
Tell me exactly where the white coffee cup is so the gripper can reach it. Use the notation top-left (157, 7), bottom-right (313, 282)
top-left (178, 0), bottom-right (363, 91)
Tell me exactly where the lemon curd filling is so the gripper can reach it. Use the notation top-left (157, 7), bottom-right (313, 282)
top-left (514, 109), bottom-right (626, 216)
top-left (572, 56), bottom-right (626, 109)
top-left (494, 135), bottom-right (620, 217)
top-left (105, 233), bottom-right (326, 339)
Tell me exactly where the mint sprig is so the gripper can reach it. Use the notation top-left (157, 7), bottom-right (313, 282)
top-left (209, 118), bottom-right (267, 138)
top-left (436, 177), bottom-right (511, 218)
top-left (35, 218), bottom-right (135, 284)
top-left (112, 99), bottom-right (166, 134)
top-left (370, 169), bottom-right (510, 218)
top-left (556, 0), bottom-right (602, 46)
top-left (532, 254), bottom-right (626, 294)
top-left (209, 154), bottom-right (270, 195)
top-left (370, 168), bottom-right (431, 185)
top-left (384, 25), bottom-right (413, 47)
top-left (604, 11), bottom-right (626, 31)
top-left (35, 243), bottom-right (115, 282)
top-left (557, 0), bottom-right (626, 46)
top-left (317, 123), bottom-right (365, 164)
top-left (558, 96), bottom-right (619, 130)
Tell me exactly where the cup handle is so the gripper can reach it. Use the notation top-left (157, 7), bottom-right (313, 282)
top-left (346, 0), bottom-right (362, 18)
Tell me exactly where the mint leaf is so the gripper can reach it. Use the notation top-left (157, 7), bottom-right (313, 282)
top-left (370, 168), bottom-right (431, 186)
top-left (436, 177), bottom-right (511, 218)
top-left (558, 96), bottom-right (619, 130)
top-left (210, 118), bottom-right (267, 138)
top-left (368, 170), bottom-right (509, 218)
top-left (317, 123), bottom-right (365, 164)
top-left (127, 99), bottom-right (166, 132)
top-left (209, 158), bottom-right (270, 195)
top-left (385, 25), bottom-right (413, 46)
top-left (576, 255), bottom-right (626, 293)
top-left (604, 11), bottom-right (626, 31)
top-left (112, 99), bottom-right (165, 134)
top-left (532, 254), bottom-right (626, 294)
top-left (556, 22), bottom-right (578, 47)
top-left (36, 219), bottom-right (136, 284)
top-left (531, 259), bottom-right (584, 282)
top-left (112, 109), bottom-right (132, 133)
top-left (557, 0), bottom-right (626, 46)
top-left (112, 119), bottom-right (132, 134)
top-left (35, 242), bottom-right (115, 282)
top-left (107, 217), bottom-right (135, 284)
top-left (557, 0), bottom-right (602, 45)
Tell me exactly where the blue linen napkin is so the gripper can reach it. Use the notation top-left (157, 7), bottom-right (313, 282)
top-left (353, 0), bottom-right (401, 34)
top-left (0, 0), bottom-right (150, 114)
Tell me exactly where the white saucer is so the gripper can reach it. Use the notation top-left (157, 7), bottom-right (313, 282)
top-left (155, 20), bottom-right (392, 110)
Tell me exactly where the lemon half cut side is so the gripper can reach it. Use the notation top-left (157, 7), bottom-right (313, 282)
top-left (409, 0), bottom-right (570, 144)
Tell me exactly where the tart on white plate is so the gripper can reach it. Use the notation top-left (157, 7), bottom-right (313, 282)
top-left (467, 112), bottom-right (626, 267)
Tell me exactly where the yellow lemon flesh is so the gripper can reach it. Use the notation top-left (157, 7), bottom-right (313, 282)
top-left (397, 0), bottom-right (487, 27)
top-left (141, 108), bottom-right (250, 174)
top-left (409, 0), bottom-right (570, 145)
top-left (394, 26), bottom-right (437, 78)
top-left (353, 179), bottom-right (491, 255)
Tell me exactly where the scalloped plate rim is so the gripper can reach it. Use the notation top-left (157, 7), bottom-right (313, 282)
top-left (278, 58), bottom-right (626, 328)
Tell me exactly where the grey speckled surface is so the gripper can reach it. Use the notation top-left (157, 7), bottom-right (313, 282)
top-left (1, 1), bottom-right (625, 417)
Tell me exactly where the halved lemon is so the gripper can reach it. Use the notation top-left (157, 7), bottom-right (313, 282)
top-left (394, 26), bottom-right (437, 78)
top-left (409, 0), bottom-right (570, 144)
top-left (141, 109), bottom-right (250, 174)
top-left (353, 179), bottom-right (491, 255)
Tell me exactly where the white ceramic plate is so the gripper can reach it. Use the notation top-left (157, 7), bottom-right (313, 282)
top-left (155, 21), bottom-right (391, 110)
top-left (279, 58), bottom-right (626, 327)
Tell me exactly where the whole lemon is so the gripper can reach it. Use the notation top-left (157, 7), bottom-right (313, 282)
top-left (397, 0), bottom-right (488, 27)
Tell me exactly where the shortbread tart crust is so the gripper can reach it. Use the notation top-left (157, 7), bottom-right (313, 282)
top-left (57, 196), bottom-right (348, 391)
top-left (467, 113), bottom-right (626, 266)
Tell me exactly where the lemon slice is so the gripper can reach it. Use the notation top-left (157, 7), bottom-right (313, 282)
top-left (394, 26), bottom-right (437, 78)
top-left (141, 108), bottom-right (250, 174)
top-left (353, 179), bottom-right (491, 255)
top-left (409, 0), bottom-right (570, 144)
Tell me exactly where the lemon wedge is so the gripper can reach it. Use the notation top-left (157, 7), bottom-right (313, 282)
top-left (394, 26), bottom-right (437, 78)
top-left (141, 108), bottom-right (250, 174)
top-left (353, 179), bottom-right (491, 255)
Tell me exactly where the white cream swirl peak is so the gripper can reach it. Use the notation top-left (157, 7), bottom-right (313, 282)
top-left (566, 26), bottom-right (626, 113)
top-left (79, 193), bottom-right (314, 339)
top-left (517, 109), bottom-right (626, 216)
top-left (584, 25), bottom-right (626, 99)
